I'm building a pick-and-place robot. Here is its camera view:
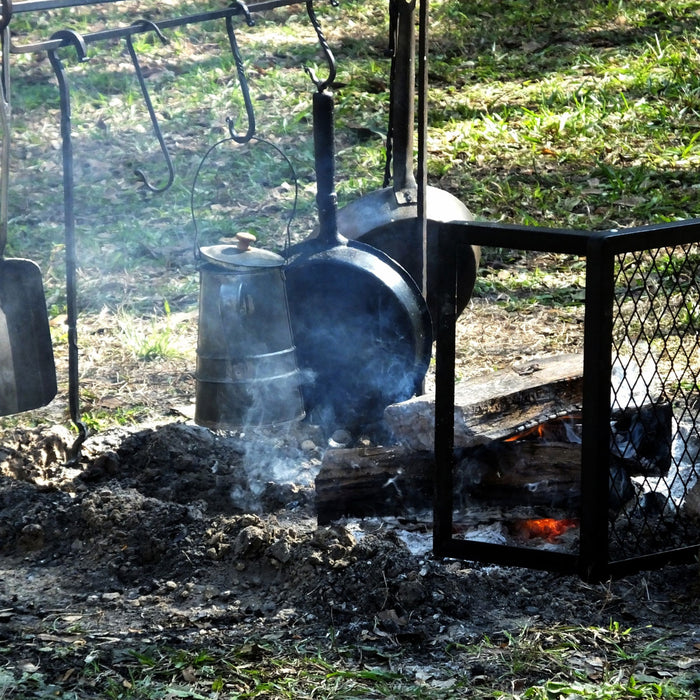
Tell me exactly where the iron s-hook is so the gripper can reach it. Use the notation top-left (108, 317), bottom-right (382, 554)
top-left (305, 0), bottom-right (336, 92)
top-left (47, 29), bottom-right (89, 464)
top-left (125, 20), bottom-right (174, 194)
top-left (225, 1), bottom-right (256, 144)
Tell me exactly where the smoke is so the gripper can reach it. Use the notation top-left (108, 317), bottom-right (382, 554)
top-left (226, 422), bottom-right (323, 513)
top-left (611, 354), bottom-right (661, 411)
top-left (285, 258), bottom-right (430, 433)
top-left (610, 355), bottom-right (662, 410)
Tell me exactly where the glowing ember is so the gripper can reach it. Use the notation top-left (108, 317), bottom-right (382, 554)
top-left (504, 423), bottom-right (547, 442)
top-left (517, 517), bottom-right (579, 542)
top-left (504, 412), bottom-right (583, 443)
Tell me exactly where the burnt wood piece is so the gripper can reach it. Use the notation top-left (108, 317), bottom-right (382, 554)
top-left (455, 441), bottom-right (634, 511)
top-left (455, 441), bottom-right (581, 509)
top-left (384, 353), bottom-right (584, 451)
top-left (316, 446), bottom-right (434, 524)
top-left (315, 441), bottom-right (586, 522)
top-left (316, 403), bottom-right (650, 522)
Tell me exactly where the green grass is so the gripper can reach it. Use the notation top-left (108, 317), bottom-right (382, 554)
top-left (3, 622), bottom-right (698, 699)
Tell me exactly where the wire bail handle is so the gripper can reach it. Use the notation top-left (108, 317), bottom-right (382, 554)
top-left (190, 135), bottom-right (299, 261)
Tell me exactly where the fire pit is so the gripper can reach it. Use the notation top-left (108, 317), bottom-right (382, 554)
top-left (434, 219), bottom-right (700, 581)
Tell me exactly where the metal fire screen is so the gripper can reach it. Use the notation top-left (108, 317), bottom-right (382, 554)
top-left (434, 219), bottom-right (700, 581)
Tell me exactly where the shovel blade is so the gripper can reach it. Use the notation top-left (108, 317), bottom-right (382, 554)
top-left (0, 258), bottom-right (57, 416)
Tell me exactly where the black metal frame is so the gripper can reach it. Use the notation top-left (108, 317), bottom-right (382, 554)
top-left (434, 219), bottom-right (700, 581)
top-left (8, 1), bottom-right (303, 55)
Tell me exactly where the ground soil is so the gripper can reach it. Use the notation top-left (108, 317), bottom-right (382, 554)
top-left (1, 299), bottom-right (699, 696)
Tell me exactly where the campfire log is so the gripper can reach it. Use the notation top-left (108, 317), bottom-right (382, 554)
top-left (455, 441), bottom-right (581, 508)
top-left (316, 446), bottom-right (433, 524)
top-left (315, 400), bottom-right (656, 521)
top-left (455, 440), bottom-right (634, 510)
top-left (315, 356), bottom-right (672, 522)
top-left (315, 438), bottom-right (636, 522)
top-left (315, 441), bottom-right (585, 524)
top-left (384, 353), bottom-right (584, 451)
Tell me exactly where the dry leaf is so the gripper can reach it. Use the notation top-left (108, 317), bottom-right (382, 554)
top-left (181, 665), bottom-right (197, 683)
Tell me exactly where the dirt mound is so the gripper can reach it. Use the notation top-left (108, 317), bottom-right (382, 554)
top-left (1, 420), bottom-right (699, 691)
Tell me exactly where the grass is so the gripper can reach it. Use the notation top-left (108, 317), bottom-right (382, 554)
top-left (2, 622), bottom-right (698, 699)
top-left (117, 300), bottom-right (187, 361)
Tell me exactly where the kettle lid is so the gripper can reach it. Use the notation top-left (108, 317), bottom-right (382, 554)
top-left (199, 232), bottom-right (284, 269)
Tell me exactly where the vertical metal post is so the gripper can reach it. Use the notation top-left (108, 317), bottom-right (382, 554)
top-left (48, 32), bottom-right (89, 461)
top-left (579, 233), bottom-right (615, 581)
top-left (416, 0), bottom-right (428, 304)
top-left (433, 224), bottom-right (458, 555)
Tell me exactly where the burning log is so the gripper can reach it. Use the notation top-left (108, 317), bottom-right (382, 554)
top-left (315, 405), bottom-right (656, 522)
top-left (455, 441), bottom-right (581, 508)
top-left (314, 439), bottom-right (586, 523)
top-left (315, 416), bottom-right (585, 523)
top-left (384, 353), bottom-right (584, 451)
top-left (455, 439), bottom-right (634, 511)
top-left (316, 356), bottom-right (671, 522)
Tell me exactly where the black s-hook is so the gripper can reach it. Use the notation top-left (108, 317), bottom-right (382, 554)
top-left (305, 0), bottom-right (336, 92)
top-left (225, 1), bottom-right (256, 144)
top-left (125, 20), bottom-right (174, 194)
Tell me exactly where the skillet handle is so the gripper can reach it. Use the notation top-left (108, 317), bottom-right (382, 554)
top-left (312, 89), bottom-right (342, 246)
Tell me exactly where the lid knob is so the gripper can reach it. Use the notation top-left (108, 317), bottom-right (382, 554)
top-left (236, 232), bottom-right (256, 251)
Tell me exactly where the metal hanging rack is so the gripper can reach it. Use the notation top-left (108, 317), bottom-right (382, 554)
top-left (8, 0), bottom-right (304, 54)
top-left (1, 0), bottom-right (310, 461)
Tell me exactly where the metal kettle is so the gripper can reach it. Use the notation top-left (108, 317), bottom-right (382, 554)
top-left (195, 232), bottom-right (305, 429)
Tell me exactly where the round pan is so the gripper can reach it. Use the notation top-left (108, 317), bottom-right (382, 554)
top-left (336, 0), bottom-right (480, 328)
top-left (285, 88), bottom-right (432, 432)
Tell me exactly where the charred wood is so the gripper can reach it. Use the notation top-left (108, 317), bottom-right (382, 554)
top-left (384, 353), bottom-right (584, 451)
top-left (610, 401), bottom-right (672, 477)
top-left (315, 446), bottom-right (433, 525)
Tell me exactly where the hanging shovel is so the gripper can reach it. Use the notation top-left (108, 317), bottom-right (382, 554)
top-left (0, 23), bottom-right (57, 416)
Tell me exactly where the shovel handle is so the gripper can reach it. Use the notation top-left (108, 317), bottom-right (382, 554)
top-left (0, 24), bottom-right (10, 257)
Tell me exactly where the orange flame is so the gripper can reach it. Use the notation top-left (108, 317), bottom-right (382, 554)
top-left (504, 424), bottom-right (546, 442)
top-left (504, 412), bottom-right (583, 443)
top-left (517, 517), bottom-right (578, 542)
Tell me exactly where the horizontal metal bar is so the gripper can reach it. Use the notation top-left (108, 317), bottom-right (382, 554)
top-left (594, 216), bottom-right (700, 254)
top-left (439, 220), bottom-right (594, 256)
top-left (436, 538), bottom-right (580, 576)
top-left (10, 0), bottom-right (304, 54)
top-left (607, 545), bottom-right (700, 579)
top-left (440, 217), bottom-right (700, 258)
top-left (13, 0), bottom-right (298, 12)
top-left (14, 0), bottom-right (123, 12)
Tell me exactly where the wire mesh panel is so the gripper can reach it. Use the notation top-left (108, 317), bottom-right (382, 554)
top-left (607, 243), bottom-right (700, 562)
top-left (434, 220), bottom-right (700, 581)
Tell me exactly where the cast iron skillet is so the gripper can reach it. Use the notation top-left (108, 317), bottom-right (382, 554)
top-left (284, 86), bottom-right (432, 432)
